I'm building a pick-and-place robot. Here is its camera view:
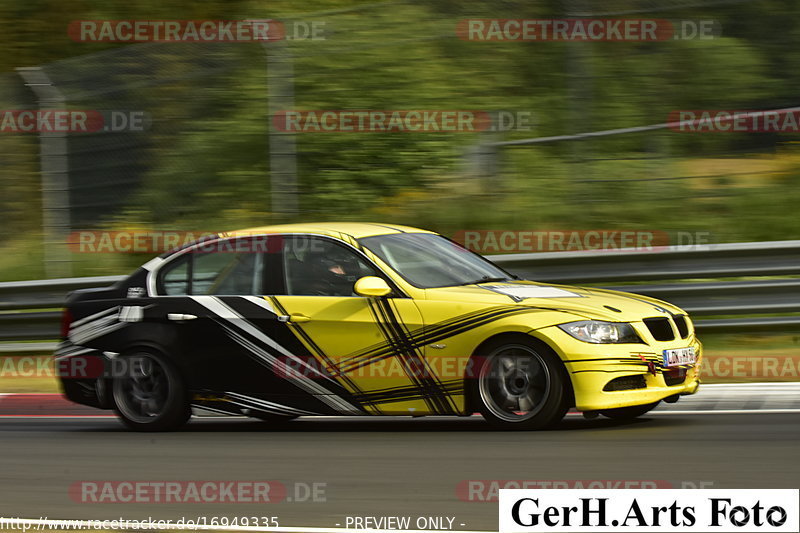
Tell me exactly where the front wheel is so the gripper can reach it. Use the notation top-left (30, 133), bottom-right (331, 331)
top-left (112, 350), bottom-right (191, 431)
top-left (601, 401), bottom-right (660, 420)
top-left (471, 338), bottom-right (569, 430)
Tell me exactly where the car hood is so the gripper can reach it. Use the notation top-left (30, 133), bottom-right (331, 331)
top-left (422, 280), bottom-right (685, 322)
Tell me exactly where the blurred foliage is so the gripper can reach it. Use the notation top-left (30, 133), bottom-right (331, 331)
top-left (2, 0), bottom-right (800, 278)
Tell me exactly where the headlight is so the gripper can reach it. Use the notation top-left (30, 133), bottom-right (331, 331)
top-left (558, 320), bottom-right (641, 344)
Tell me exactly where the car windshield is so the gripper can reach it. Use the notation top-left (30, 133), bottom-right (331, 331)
top-left (359, 233), bottom-right (512, 288)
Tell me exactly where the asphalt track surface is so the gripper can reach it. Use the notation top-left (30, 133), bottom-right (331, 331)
top-left (1, 387), bottom-right (799, 531)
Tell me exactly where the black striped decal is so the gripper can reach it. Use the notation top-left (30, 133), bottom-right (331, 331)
top-left (334, 305), bottom-right (539, 375)
top-left (367, 298), bottom-right (457, 414)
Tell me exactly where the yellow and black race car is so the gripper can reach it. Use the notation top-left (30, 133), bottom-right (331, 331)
top-left (56, 223), bottom-right (701, 431)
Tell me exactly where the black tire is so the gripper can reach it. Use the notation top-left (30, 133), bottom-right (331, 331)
top-left (470, 337), bottom-right (569, 430)
top-left (601, 401), bottom-right (660, 420)
top-left (112, 350), bottom-right (191, 431)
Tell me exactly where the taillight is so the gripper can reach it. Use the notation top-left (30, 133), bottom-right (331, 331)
top-left (60, 308), bottom-right (73, 339)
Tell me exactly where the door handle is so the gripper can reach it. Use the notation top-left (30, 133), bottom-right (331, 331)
top-left (167, 313), bottom-right (198, 321)
top-left (277, 313), bottom-right (311, 324)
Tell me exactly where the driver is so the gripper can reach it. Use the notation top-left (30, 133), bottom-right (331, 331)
top-left (306, 246), bottom-right (364, 296)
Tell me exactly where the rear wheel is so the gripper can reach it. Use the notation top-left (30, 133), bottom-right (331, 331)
top-left (471, 338), bottom-right (569, 430)
top-left (601, 401), bottom-right (660, 420)
top-left (112, 350), bottom-right (190, 431)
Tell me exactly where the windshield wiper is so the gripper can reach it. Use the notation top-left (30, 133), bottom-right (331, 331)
top-left (452, 276), bottom-right (510, 286)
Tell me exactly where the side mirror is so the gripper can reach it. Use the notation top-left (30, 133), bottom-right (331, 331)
top-left (354, 276), bottom-right (392, 298)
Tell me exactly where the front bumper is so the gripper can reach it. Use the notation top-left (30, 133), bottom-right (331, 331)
top-left (534, 326), bottom-right (702, 412)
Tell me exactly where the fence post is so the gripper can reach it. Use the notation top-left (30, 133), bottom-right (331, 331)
top-left (263, 40), bottom-right (298, 218)
top-left (563, 0), bottom-right (593, 211)
top-left (16, 67), bottom-right (72, 278)
top-left (463, 142), bottom-right (498, 189)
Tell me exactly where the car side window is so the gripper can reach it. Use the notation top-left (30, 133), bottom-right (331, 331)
top-left (281, 236), bottom-right (378, 297)
top-left (157, 238), bottom-right (267, 295)
top-left (161, 256), bottom-right (190, 295)
top-left (192, 250), bottom-right (263, 295)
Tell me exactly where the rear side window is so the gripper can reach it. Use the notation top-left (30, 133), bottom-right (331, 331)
top-left (156, 237), bottom-right (270, 295)
top-left (192, 251), bottom-right (263, 295)
top-left (162, 257), bottom-right (190, 295)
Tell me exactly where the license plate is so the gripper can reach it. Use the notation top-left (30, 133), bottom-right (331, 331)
top-left (662, 347), bottom-right (697, 367)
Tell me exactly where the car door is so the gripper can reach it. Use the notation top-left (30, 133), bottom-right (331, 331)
top-left (269, 235), bottom-right (459, 416)
top-left (147, 235), bottom-right (357, 416)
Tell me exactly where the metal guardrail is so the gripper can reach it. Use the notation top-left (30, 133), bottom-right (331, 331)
top-left (0, 275), bottom-right (123, 311)
top-left (1, 240), bottom-right (799, 352)
top-left (490, 240), bottom-right (800, 282)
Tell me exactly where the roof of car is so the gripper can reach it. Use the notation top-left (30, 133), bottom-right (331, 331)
top-left (223, 222), bottom-right (435, 240)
